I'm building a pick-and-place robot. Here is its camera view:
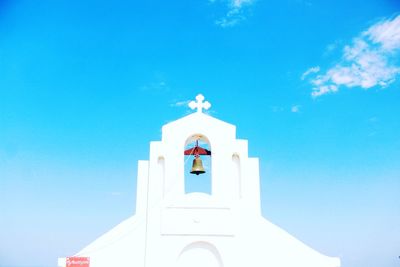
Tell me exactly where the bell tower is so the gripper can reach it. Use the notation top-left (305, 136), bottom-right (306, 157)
top-left (134, 94), bottom-right (261, 267)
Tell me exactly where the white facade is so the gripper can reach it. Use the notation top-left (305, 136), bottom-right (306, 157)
top-left (58, 95), bottom-right (340, 267)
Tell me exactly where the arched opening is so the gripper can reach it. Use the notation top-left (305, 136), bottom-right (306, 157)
top-left (232, 153), bottom-right (242, 198)
top-left (157, 156), bottom-right (165, 197)
top-left (184, 134), bottom-right (212, 194)
top-left (176, 241), bottom-right (223, 267)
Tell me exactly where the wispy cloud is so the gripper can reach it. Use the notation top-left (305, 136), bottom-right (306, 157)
top-left (303, 15), bottom-right (400, 97)
top-left (323, 40), bottom-right (341, 57)
top-left (170, 100), bottom-right (190, 107)
top-left (368, 116), bottom-right (379, 123)
top-left (140, 72), bottom-right (170, 93)
top-left (214, 0), bottom-right (255, 28)
top-left (270, 105), bottom-right (302, 113)
top-left (291, 105), bottom-right (301, 113)
top-left (301, 66), bottom-right (320, 80)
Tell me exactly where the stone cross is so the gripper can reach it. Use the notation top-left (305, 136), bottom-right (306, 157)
top-left (188, 94), bottom-right (211, 113)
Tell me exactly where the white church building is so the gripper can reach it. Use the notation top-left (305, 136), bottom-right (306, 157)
top-left (58, 94), bottom-right (340, 267)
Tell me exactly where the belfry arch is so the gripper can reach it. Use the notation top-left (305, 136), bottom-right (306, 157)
top-left (183, 134), bottom-right (212, 194)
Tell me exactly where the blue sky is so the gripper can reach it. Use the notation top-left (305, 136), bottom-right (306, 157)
top-left (0, 0), bottom-right (399, 266)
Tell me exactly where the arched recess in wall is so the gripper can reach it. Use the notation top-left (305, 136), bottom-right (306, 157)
top-left (157, 156), bottom-right (166, 198)
top-left (176, 241), bottom-right (223, 267)
top-left (232, 153), bottom-right (242, 199)
top-left (183, 134), bottom-right (212, 194)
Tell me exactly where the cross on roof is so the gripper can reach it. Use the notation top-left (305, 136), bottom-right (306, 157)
top-left (188, 94), bottom-right (211, 113)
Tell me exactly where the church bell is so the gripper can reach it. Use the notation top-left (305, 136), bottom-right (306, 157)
top-left (190, 156), bottom-right (205, 175)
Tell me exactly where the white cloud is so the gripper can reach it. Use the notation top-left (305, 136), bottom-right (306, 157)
top-left (366, 15), bottom-right (400, 51)
top-left (291, 105), bottom-right (301, 113)
top-left (216, 9), bottom-right (243, 28)
top-left (214, 0), bottom-right (255, 27)
top-left (170, 100), bottom-right (190, 107)
top-left (301, 66), bottom-right (320, 80)
top-left (233, 0), bottom-right (255, 9)
top-left (311, 84), bottom-right (338, 98)
top-left (304, 15), bottom-right (400, 97)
